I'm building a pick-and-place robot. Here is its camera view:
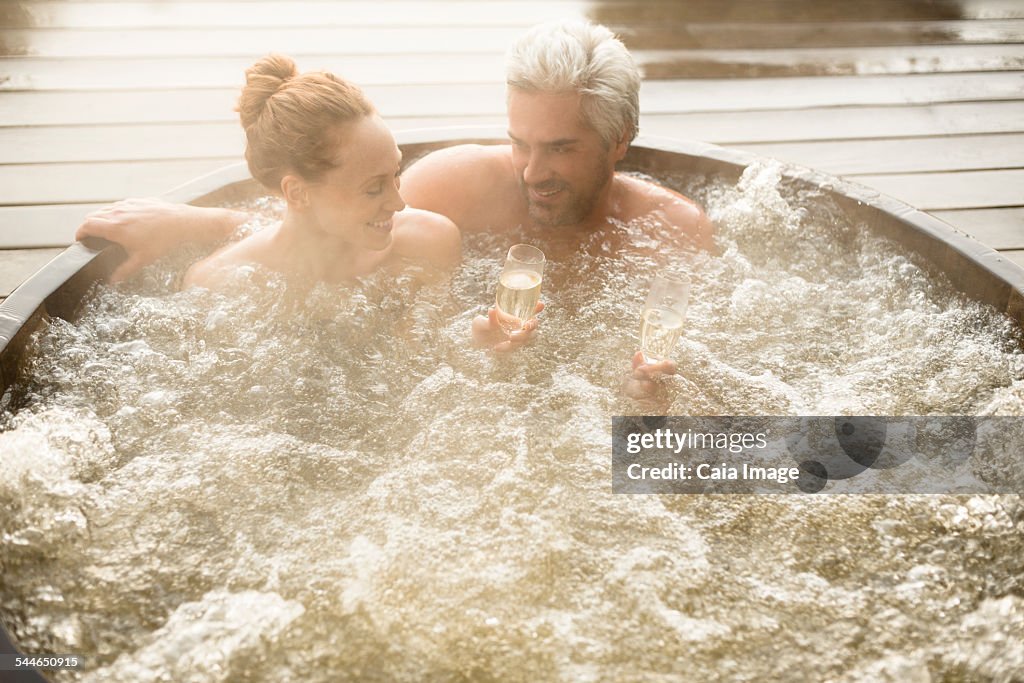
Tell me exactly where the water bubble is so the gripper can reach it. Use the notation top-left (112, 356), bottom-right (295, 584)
top-left (2, 184), bottom-right (1021, 680)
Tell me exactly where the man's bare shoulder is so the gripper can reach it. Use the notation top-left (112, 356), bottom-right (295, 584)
top-left (616, 174), bottom-right (715, 251)
top-left (408, 143), bottom-right (510, 171)
top-left (402, 144), bottom-right (511, 196)
top-left (400, 144), bottom-right (517, 230)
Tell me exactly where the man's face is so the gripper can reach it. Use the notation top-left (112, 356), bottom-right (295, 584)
top-left (507, 89), bottom-right (625, 228)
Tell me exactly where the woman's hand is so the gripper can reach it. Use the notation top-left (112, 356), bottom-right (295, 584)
top-left (622, 351), bottom-right (677, 399)
top-left (76, 198), bottom-right (248, 282)
top-left (471, 302), bottom-right (544, 352)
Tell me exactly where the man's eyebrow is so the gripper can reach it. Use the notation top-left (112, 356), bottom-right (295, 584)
top-left (507, 133), bottom-right (579, 147)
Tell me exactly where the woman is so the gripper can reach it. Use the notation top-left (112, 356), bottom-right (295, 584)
top-left (182, 54), bottom-right (459, 289)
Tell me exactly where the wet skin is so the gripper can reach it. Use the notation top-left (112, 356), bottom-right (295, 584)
top-left (75, 90), bottom-right (708, 380)
top-left (184, 115), bottom-right (459, 288)
top-left (400, 89), bottom-right (713, 252)
top-left (400, 89), bottom-right (712, 355)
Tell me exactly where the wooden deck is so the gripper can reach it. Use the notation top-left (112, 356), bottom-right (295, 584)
top-left (2, 0), bottom-right (1023, 301)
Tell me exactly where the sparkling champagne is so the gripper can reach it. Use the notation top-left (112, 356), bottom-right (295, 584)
top-left (640, 306), bottom-right (684, 362)
top-left (495, 269), bottom-right (542, 330)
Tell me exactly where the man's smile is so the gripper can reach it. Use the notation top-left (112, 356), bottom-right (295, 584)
top-left (527, 183), bottom-right (566, 202)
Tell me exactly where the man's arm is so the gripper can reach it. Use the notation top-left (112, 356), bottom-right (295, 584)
top-left (649, 185), bottom-right (714, 253)
top-left (76, 198), bottom-right (250, 282)
top-left (622, 175), bottom-right (715, 253)
top-left (670, 200), bottom-right (714, 253)
top-left (623, 183), bottom-right (711, 391)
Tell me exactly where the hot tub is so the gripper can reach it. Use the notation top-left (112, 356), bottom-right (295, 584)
top-left (2, 130), bottom-right (1023, 682)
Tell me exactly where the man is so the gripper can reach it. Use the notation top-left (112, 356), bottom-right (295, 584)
top-left (402, 21), bottom-right (710, 241)
top-left (399, 21), bottom-right (711, 359)
top-left (77, 20), bottom-right (712, 390)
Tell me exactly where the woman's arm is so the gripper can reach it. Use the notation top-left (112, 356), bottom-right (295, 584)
top-left (76, 198), bottom-right (251, 282)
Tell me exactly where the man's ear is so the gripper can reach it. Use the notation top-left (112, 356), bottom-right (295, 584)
top-left (281, 174), bottom-right (309, 209)
top-left (612, 132), bottom-right (630, 163)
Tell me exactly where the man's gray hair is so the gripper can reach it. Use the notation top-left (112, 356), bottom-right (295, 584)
top-left (505, 20), bottom-right (641, 147)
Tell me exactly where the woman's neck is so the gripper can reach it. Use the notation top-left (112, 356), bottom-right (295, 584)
top-left (272, 213), bottom-right (364, 281)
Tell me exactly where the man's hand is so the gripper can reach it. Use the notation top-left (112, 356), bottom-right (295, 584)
top-left (471, 302), bottom-right (544, 352)
top-left (622, 351), bottom-right (677, 399)
top-left (75, 198), bottom-right (247, 282)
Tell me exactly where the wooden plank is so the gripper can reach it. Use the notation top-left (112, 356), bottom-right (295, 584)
top-left (0, 1), bottom-right (583, 28)
top-left (590, 0), bottom-right (1024, 23)
top-left (635, 44), bottom-right (1024, 79)
top-left (5, 45), bottom-right (1022, 92)
top-left (4, 0), bottom-right (1020, 24)
top-left (616, 20), bottom-right (1024, 49)
top-left (0, 85), bottom-right (509, 125)
top-left (0, 54), bottom-right (507, 90)
top-left (8, 8), bottom-right (1024, 48)
top-left (0, 123), bottom-right (247, 164)
top-left (0, 248), bottom-right (66, 297)
top-left (0, 27), bottom-right (525, 57)
top-left (9, 120), bottom-right (1024, 174)
top-left (9, 6), bottom-right (1024, 49)
top-left (7, 16), bottom-right (1024, 51)
top-left (0, 116), bottom-right (510, 164)
top-left (638, 102), bottom-right (1024, 144)
top-left (736, 133), bottom-right (1024, 175)
top-left (4, 101), bottom-right (1022, 165)
top-left (930, 208), bottom-right (1024, 249)
top-left (849, 169), bottom-right (1024, 210)
top-left (7, 20), bottom-right (1024, 60)
top-left (0, 159), bottom-right (238, 205)
top-left (0, 204), bottom-right (110, 248)
top-left (2, 73), bottom-right (1022, 127)
top-left (1003, 250), bottom-right (1024, 270)
top-left (638, 72), bottom-right (1024, 113)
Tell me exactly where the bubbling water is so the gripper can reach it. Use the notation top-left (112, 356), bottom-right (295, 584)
top-left (2, 163), bottom-right (1024, 681)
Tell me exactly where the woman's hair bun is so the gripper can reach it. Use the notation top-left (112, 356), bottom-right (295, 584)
top-left (238, 54), bottom-right (299, 130)
top-left (237, 53), bottom-right (375, 190)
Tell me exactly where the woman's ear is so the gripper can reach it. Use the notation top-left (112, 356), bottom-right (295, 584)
top-left (281, 174), bottom-right (310, 209)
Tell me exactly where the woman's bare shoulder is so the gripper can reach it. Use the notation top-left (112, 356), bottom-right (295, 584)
top-left (390, 208), bottom-right (462, 270)
top-left (181, 233), bottom-right (269, 290)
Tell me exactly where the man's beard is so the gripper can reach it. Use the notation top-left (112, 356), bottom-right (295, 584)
top-left (521, 164), bottom-right (613, 228)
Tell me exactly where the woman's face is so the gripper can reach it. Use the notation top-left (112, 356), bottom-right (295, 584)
top-left (303, 115), bottom-right (405, 250)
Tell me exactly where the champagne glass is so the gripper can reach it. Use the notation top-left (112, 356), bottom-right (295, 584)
top-left (495, 244), bottom-right (545, 334)
top-left (639, 272), bottom-right (690, 363)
